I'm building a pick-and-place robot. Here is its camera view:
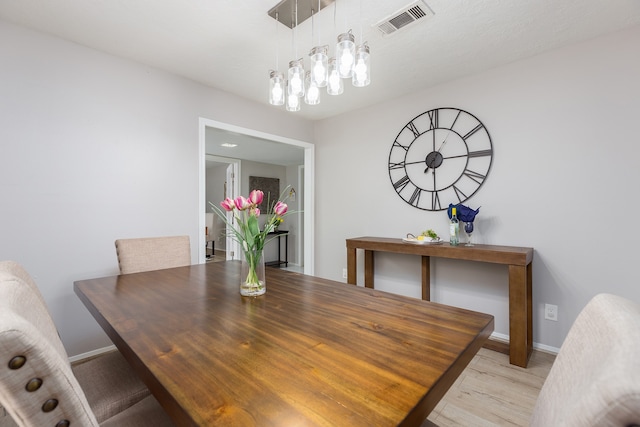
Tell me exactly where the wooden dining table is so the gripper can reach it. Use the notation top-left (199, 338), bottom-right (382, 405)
top-left (74, 262), bottom-right (494, 427)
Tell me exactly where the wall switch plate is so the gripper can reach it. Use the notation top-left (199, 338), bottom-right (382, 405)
top-left (342, 268), bottom-right (347, 279)
top-left (545, 304), bottom-right (558, 321)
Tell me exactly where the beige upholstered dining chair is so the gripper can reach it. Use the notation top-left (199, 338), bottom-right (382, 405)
top-left (115, 235), bottom-right (191, 274)
top-left (0, 261), bottom-right (175, 427)
top-left (530, 293), bottom-right (640, 426)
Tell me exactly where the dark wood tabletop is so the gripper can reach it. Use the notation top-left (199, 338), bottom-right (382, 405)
top-left (346, 236), bottom-right (533, 266)
top-left (74, 262), bottom-right (494, 426)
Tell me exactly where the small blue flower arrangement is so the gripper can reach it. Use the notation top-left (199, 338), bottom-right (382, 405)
top-left (447, 203), bottom-right (480, 223)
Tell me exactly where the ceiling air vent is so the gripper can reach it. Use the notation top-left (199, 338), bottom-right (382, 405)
top-left (374, 1), bottom-right (434, 36)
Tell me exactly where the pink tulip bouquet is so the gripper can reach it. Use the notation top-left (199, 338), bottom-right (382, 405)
top-left (209, 189), bottom-right (289, 295)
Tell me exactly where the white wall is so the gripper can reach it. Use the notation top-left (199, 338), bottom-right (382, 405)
top-left (238, 160), bottom-right (298, 265)
top-left (313, 25), bottom-right (640, 350)
top-left (0, 19), bottom-right (314, 356)
top-left (3, 16), bottom-right (639, 357)
top-left (285, 164), bottom-right (302, 266)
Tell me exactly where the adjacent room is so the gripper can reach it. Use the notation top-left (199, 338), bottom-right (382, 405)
top-left (1, 0), bottom-right (639, 425)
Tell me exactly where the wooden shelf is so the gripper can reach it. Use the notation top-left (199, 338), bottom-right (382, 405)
top-left (346, 236), bottom-right (533, 368)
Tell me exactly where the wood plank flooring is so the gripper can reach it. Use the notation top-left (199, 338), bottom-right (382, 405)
top-left (1, 348), bottom-right (555, 427)
top-left (423, 348), bottom-right (556, 426)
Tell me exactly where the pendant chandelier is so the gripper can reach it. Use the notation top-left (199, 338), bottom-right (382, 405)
top-left (268, 0), bottom-right (370, 112)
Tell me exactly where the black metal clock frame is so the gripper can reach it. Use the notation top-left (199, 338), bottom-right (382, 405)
top-left (388, 107), bottom-right (493, 211)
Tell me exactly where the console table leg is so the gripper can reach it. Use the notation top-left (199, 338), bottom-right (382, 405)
top-left (422, 256), bottom-right (430, 301)
top-left (347, 247), bottom-right (357, 285)
top-left (508, 264), bottom-right (533, 368)
top-left (364, 250), bottom-right (374, 289)
top-left (527, 262), bottom-right (533, 357)
top-left (284, 234), bottom-right (288, 267)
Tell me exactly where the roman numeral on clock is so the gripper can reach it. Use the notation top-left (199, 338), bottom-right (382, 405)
top-left (406, 121), bottom-right (420, 138)
top-left (431, 191), bottom-right (441, 211)
top-left (463, 169), bottom-right (486, 184)
top-left (468, 149), bottom-right (492, 158)
top-left (462, 124), bottom-right (483, 140)
top-left (453, 185), bottom-right (467, 202)
top-left (409, 187), bottom-right (421, 206)
top-left (428, 110), bottom-right (438, 130)
top-left (393, 175), bottom-right (411, 192)
top-left (393, 141), bottom-right (409, 152)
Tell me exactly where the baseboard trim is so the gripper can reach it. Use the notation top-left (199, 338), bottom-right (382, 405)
top-left (68, 333), bottom-right (559, 366)
top-left (68, 345), bottom-right (116, 363)
top-left (489, 331), bottom-right (560, 355)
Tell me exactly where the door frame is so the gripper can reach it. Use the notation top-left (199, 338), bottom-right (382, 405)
top-left (198, 117), bottom-right (315, 275)
top-left (204, 154), bottom-right (241, 260)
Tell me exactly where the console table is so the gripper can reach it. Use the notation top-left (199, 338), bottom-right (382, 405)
top-left (346, 236), bottom-right (533, 368)
top-left (266, 230), bottom-right (288, 267)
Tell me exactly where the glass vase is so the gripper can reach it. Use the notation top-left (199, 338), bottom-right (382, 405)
top-left (240, 249), bottom-right (266, 296)
top-left (464, 221), bottom-right (474, 247)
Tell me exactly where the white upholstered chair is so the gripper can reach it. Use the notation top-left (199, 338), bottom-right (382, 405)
top-left (114, 235), bottom-right (191, 274)
top-left (0, 260), bottom-right (175, 426)
top-left (530, 293), bottom-right (640, 426)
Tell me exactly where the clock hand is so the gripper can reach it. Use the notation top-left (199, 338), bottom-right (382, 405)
top-left (424, 133), bottom-right (450, 173)
top-left (436, 132), bottom-right (451, 154)
top-left (424, 155), bottom-right (437, 173)
top-left (424, 156), bottom-right (437, 173)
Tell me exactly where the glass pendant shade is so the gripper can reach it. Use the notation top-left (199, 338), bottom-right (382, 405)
top-left (287, 59), bottom-right (305, 98)
top-left (327, 57), bottom-right (343, 96)
top-left (336, 30), bottom-right (355, 78)
top-left (352, 43), bottom-right (370, 87)
top-left (268, 70), bottom-right (285, 105)
top-left (304, 71), bottom-right (320, 105)
top-left (286, 80), bottom-right (300, 112)
top-left (266, 4), bottom-right (372, 111)
top-left (309, 45), bottom-right (329, 87)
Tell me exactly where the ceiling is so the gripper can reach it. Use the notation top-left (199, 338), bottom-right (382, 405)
top-left (2, 0), bottom-right (640, 122)
top-left (205, 126), bottom-right (304, 166)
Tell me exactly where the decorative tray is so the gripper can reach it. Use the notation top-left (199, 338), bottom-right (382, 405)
top-left (403, 234), bottom-right (443, 244)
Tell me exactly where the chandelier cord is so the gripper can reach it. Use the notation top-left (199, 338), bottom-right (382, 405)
top-left (333, 0), bottom-right (338, 34)
top-left (294, 0), bottom-right (298, 59)
top-left (311, 6), bottom-right (315, 47)
top-left (359, 0), bottom-right (363, 42)
top-left (317, 0), bottom-right (321, 46)
top-left (275, 12), bottom-right (279, 70)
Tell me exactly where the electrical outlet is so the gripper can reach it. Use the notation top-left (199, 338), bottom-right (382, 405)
top-left (544, 304), bottom-right (558, 321)
top-left (342, 268), bottom-right (347, 279)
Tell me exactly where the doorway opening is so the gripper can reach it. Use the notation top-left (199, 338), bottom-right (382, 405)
top-left (198, 118), bottom-right (315, 275)
top-left (205, 155), bottom-right (240, 262)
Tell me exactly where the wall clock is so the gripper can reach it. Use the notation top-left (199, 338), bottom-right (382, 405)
top-left (388, 107), bottom-right (493, 211)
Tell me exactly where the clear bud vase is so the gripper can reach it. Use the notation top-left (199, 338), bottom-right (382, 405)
top-left (240, 249), bottom-right (266, 296)
top-left (464, 221), bottom-right (474, 246)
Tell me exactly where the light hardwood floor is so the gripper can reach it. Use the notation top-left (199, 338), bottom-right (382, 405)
top-left (1, 348), bottom-right (555, 427)
top-left (423, 348), bottom-right (556, 426)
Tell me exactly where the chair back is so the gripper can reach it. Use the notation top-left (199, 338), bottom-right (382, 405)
top-left (0, 265), bottom-right (99, 427)
top-left (115, 235), bottom-right (191, 274)
top-left (531, 293), bottom-right (640, 426)
top-left (0, 261), bottom-right (68, 360)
